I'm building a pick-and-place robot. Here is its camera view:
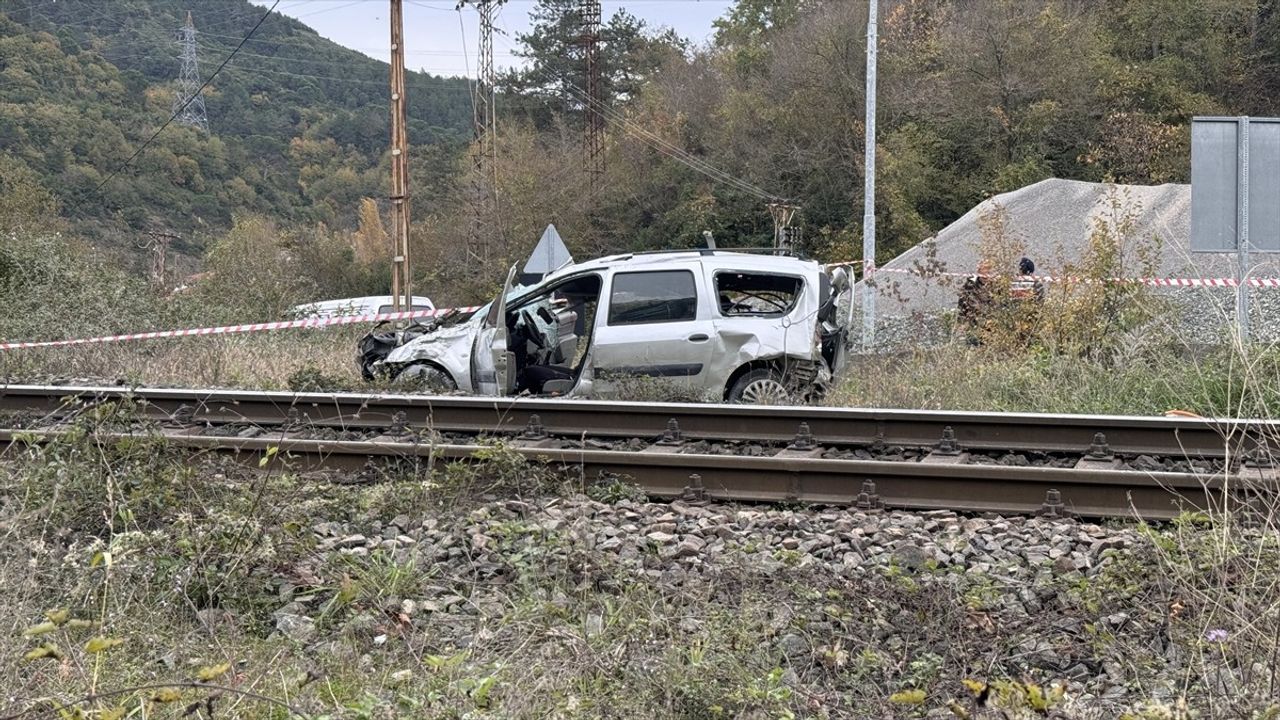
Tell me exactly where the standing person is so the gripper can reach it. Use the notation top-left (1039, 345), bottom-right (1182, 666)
top-left (957, 259), bottom-right (994, 344)
top-left (1011, 257), bottom-right (1045, 302)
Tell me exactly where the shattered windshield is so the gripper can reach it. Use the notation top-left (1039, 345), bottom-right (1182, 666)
top-left (470, 282), bottom-right (538, 320)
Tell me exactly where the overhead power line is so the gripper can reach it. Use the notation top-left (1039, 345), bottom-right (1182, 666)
top-left (194, 43), bottom-right (483, 75)
top-left (92, 0), bottom-right (283, 196)
top-left (217, 64), bottom-right (475, 91)
top-left (562, 80), bottom-right (777, 201)
top-left (487, 30), bottom-right (782, 202)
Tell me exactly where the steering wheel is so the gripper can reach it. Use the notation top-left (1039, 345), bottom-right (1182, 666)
top-left (520, 308), bottom-right (547, 348)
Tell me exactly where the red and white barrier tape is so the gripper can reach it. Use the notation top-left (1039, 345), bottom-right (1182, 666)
top-left (0, 306), bottom-right (481, 351)
top-left (822, 259), bottom-right (865, 269)
top-left (873, 267), bottom-right (1280, 288)
top-left (5, 266), bottom-right (1280, 352)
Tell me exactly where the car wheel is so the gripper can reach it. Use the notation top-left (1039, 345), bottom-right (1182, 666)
top-left (728, 367), bottom-right (792, 405)
top-left (395, 363), bottom-right (457, 393)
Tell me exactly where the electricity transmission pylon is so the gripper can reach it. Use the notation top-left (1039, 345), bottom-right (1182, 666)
top-left (172, 11), bottom-right (209, 132)
top-left (458, 0), bottom-right (503, 265)
top-left (576, 0), bottom-right (603, 189)
top-left (475, 0), bottom-right (496, 167)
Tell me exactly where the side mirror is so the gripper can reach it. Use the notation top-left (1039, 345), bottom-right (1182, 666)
top-left (831, 267), bottom-right (850, 293)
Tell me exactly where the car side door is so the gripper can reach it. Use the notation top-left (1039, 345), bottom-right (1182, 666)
top-left (470, 265), bottom-right (518, 395)
top-left (587, 268), bottom-right (717, 394)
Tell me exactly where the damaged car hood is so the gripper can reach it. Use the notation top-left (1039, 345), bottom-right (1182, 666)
top-left (382, 314), bottom-right (483, 367)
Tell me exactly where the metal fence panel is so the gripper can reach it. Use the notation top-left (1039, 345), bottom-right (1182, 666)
top-left (1249, 122), bottom-right (1280, 253)
top-left (1192, 117), bottom-right (1280, 253)
top-left (1191, 119), bottom-right (1240, 253)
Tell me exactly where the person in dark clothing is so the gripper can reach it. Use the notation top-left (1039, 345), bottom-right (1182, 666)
top-left (958, 257), bottom-right (1047, 346)
top-left (957, 259), bottom-right (994, 336)
top-left (1012, 256), bottom-right (1046, 302)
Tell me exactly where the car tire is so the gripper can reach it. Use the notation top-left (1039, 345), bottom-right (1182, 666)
top-left (395, 363), bottom-right (457, 393)
top-left (727, 367), bottom-right (792, 405)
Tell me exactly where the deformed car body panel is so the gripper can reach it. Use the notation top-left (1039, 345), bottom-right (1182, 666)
top-left (380, 314), bottom-right (484, 390)
top-left (710, 285), bottom-right (820, 367)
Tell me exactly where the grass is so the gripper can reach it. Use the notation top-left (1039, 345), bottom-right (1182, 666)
top-left (828, 338), bottom-right (1280, 417)
top-left (0, 328), bottom-right (367, 391)
top-left (4, 206), bottom-right (1280, 718)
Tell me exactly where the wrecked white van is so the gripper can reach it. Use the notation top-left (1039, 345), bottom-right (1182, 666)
top-left (357, 250), bottom-right (847, 403)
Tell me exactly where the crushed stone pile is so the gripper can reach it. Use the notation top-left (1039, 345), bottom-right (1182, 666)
top-left (852, 178), bottom-right (1280, 347)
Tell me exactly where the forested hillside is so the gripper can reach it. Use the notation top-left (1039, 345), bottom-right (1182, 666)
top-left (2, 0), bottom-right (1279, 305)
top-left (1, 0), bottom-right (470, 242)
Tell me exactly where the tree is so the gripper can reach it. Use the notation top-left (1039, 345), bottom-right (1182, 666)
top-left (0, 153), bottom-right (58, 232)
top-left (502, 0), bottom-right (685, 123)
top-left (351, 197), bottom-right (389, 266)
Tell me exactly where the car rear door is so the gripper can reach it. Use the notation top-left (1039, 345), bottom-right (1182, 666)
top-left (588, 268), bottom-right (717, 394)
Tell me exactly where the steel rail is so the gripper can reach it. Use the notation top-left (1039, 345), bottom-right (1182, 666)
top-left (1, 384), bottom-right (1274, 458)
top-left (0, 428), bottom-right (1238, 519)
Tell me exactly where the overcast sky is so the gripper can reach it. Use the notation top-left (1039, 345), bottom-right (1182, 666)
top-left (252, 0), bottom-right (732, 78)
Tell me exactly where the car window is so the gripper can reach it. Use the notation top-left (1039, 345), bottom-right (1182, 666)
top-left (608, 270), bottom-right (698, 325)
top-left (715, 272), bottom-right (802, 316)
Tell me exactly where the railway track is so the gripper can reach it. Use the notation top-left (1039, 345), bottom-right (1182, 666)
top-left (2, 384), bottom-right (1277, 519)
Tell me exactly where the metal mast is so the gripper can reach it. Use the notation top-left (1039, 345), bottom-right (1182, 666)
top-left (388, 0), bottom-right (412, 310)
top-left (172, 11), bottom-right (209, 132)
top-left (858, 0), bottom-right (878, 350)
top-left (577, 0), bottom-right (604, 189)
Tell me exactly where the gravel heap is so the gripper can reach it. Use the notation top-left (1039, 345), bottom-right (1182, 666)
top-left (851, 178), bottom-right (1280, 348)
top-left (275, 493), bottom-right (1191, 716)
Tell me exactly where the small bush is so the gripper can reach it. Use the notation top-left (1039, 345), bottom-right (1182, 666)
top-left (288, 361), bottom-right (356, 393)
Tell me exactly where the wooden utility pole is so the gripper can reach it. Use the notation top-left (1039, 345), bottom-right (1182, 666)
top-left (388, 0), bottom-right (412, 310)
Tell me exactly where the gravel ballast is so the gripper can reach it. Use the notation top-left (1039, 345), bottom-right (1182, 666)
top-left (279, 493), bottom-right (1226, 717)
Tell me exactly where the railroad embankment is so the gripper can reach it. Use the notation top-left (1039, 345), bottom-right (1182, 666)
top-left (3, 430), bottom-right (1276, 719)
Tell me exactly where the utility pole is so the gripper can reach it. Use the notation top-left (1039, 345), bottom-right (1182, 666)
top-left (857, 0), bottom-right (878, 351)
top-left (172, 11), bottom-right (209, 132)
top-left (576, 0), bottom-right (604, 191)
top-left (388, 0), bottom-right (412, 310)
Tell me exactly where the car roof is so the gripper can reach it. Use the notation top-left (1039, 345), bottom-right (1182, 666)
top-left (538, 251), bottom-right (820, 285)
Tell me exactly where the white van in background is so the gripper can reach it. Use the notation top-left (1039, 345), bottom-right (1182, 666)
top-left (289, 296), bottom-right (435, 320)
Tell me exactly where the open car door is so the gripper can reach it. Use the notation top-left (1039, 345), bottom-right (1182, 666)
top-left (470, 265), bottom-right (519, 395)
